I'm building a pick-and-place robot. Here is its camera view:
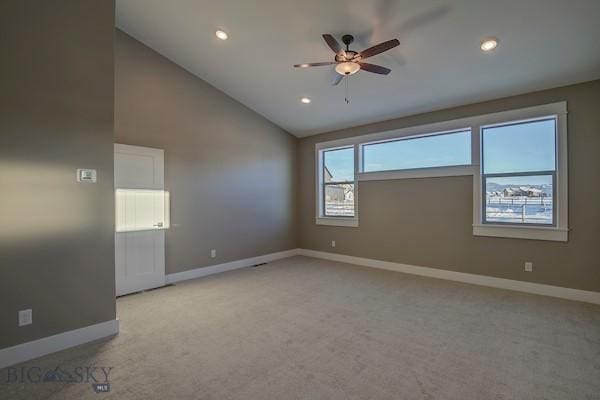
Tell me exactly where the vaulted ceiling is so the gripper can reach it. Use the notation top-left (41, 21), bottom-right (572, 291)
top-left (116, 0), bottom-right (600, 137)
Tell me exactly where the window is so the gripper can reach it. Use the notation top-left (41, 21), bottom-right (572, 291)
top-left (481, 118), bottom-right (556, 226)
top-left (322, 147), bottom-right (355, 218)
top-left (362, 130), bottom-right (471, 172)
top-left (314, 102), bottom-right (567, 239)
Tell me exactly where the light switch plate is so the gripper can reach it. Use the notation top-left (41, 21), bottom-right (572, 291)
top-left (76, 168), bottom-right (97, 183)
top-left (19, 309), bottom-right (32, 326)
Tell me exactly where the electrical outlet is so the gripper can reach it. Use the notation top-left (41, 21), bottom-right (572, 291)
top-left (524, 262), bottom-right (533, 272)
top-left (211, 249), bottom-right (216, 258)
top-left (331, 240), bottom-right (336, 248)
top-left (19, 309), bottom-right (32, 326)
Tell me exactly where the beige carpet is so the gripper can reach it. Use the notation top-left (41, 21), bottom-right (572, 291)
top-left (2, 255), bottom-right (600, 399)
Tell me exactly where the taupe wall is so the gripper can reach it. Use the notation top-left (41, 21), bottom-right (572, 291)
top-left (0, 5), bottom-right (597, 355)
top-left (0, 1), bottom-right (116, 349)
top-left (114, 30), bottom-right (297, 274)
top-left (299, 80), bottom-right (600, 292)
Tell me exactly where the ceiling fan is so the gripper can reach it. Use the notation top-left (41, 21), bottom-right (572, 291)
top-left (294, 34), bottom-right (400, 85)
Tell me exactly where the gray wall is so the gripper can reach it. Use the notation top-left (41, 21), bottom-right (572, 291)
top-left (299, 80), bottom-right (600, 292)
top-left (0, 1), bottom-right (116, 349)
top-left (114, 30), bottom-right (297, 274)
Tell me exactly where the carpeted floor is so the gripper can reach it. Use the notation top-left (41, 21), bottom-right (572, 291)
top-left (2, 255), bottom-right (600, 399)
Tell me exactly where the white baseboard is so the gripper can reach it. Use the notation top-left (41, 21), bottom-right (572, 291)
top-left (0, 319), bottom-right (119, 369)
top-left (165, 248), bottom-right (600, 304)
top-left (297, 249), bottom-right (600, 305)
top-left (165, 248), bottom-right (301, 284)
top-left (3, 249), bottom-right (594, 370)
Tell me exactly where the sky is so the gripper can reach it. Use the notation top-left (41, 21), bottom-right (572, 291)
top-left (324, 147), bottom-right (354, 182)
top-left (483, 119), bottom-right (555, 172)
top-left (363, 130), bottom-right (471, 172)
top-left (324, 118), bottom-right (556, 186)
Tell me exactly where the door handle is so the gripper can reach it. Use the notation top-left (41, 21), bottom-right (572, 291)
top-left (153, 222), bottom-right (164, 228)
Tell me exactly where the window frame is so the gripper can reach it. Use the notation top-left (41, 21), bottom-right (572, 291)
top-left (474, 104), bottom-right (568, 241)
top-left (321, 147), bottom-right (356, 218)
top-left (480, 116), bottom-right (558, 227)
top-left (315, 143), bottom-right (358, 227)
top-left (314, 102), bottom-right (568, 240)
top-left (481, 171), bottom-right (556, 226)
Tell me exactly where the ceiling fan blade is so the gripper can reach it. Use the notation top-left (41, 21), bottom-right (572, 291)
top-left (359, 39), bottom-right (400, 59)
top-left (294, 62), bottom-right (337, 68)
top-left (358, 62), bottom-right (391, 75)
top-left (322, 34), bottom-right (344, 56)
top-left (332, 74), bottom-right (343, 86)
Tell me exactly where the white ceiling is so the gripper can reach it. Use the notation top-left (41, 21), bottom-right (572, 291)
top-left (116, 0), bottom-right (600, 137)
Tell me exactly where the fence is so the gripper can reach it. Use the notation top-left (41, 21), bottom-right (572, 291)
top-left (324, 201), bottom-right (355, 217)
top-left (486, 196), bottom-right (553, 224)
top-left (324, 196), bottom-right (553, 223)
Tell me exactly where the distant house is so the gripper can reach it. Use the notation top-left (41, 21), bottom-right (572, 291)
top-left (502, 188), bottom-right (517, 197)
top-left (326, 187), bottom-right (345, 202)
top-left (526, 187), bottom-right (544, 197)
top-left (324, 167), bottom-right (353, 202)
top-left (502, 186), bottom-right (547, 197)
top-left (345, 190), bottom-right (354, 202)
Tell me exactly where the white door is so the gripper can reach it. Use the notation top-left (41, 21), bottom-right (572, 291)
top-left (114, 144), bottom-right (166, 296)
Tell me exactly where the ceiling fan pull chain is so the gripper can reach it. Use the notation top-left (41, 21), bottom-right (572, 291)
top-left (345, 76), bottom-right (350, 104)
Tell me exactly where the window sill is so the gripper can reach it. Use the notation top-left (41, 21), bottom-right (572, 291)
top-left (473, 224), bottom-right (568, 242)
top-left (316, 217), bottom-right (359, 227)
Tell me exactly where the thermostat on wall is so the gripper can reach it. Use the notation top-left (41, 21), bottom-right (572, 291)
top-left (77, 168), bottom-right (97, 183)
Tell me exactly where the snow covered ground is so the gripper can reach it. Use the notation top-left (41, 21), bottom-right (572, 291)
top-left (324, 202), bottom-right (354, 217)
top-left (486, 196), bottom-right (553, 224)
top-left (324, 196), bottom-right (553, 224)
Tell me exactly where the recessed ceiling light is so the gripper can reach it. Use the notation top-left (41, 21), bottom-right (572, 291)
top-left (299, 64), bottom-right (310, 68)
top-left (300, 97), bottom-right (311, 104)
top-left (215, 30), bottom-right (228, 40)
top-left (480, 38), bottom-right (498, 52)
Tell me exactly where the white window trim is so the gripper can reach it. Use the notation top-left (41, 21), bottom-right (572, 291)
top-left (473, 102), bottom-right (568, 241)
top-left (315, 141), bottom-right (359, 227)
top-left (472, 224), bottom-right (569, 241)
top-left (316, 217), bottom-right (359, 227)
top-left (314, 102), bottom-right (568, 240)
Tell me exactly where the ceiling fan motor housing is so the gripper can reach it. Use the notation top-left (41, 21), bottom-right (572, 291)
top-left (335, 50), bottom-right (358, 62)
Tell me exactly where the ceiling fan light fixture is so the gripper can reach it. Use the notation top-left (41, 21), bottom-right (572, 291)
top-left (335, 61), bottom-right (360, 76)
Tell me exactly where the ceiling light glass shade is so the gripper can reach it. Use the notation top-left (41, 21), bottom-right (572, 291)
top-left (335, 62), bottom-right (360, 76)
